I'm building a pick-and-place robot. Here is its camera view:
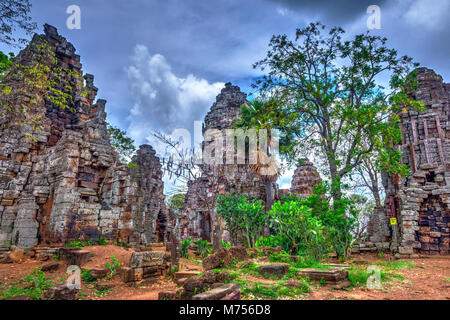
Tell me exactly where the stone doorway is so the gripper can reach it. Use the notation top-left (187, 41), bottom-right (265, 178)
top-left (416, 195), bottom-right (450, 254)
top-left (156, 210), bottom-right (167, 243)
top-left (198, 211), bottom-right (211, 241)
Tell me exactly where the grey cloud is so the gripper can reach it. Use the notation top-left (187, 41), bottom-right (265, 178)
top-left (269, 0), bottom-right (388, 23)
top-left (125, 44), bottom-right (223, 146)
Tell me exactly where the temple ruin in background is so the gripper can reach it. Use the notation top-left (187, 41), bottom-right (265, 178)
top-left (177, 83), bottom-right (279, 242)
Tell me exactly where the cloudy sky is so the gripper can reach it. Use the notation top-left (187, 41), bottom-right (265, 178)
top-left (2, 0), bottom-right (449, 191)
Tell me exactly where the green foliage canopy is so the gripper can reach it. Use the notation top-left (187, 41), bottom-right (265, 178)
top-left (246, 22), bottom-right (425, 201)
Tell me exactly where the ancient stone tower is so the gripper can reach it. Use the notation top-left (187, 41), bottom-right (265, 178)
top-left (0, 25), bottom-right (169, 250)
top-left (178, 83), bottom-right (278, 242)
top-left (290, 159), bottom-right (322, 199)
top-left (365, 67), bottom-right (449, 256)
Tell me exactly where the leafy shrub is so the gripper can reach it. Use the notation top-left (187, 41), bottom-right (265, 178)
top-left (81, 269), bottom-right (95, 283)
top-left (304, 182), bottom-right (358, 260)
top-left (221, 239), bottom-right (231, 250)
top-left (255, 235), bottom-right (281, 248)
top-left (268, 252), bottom-right (291, 264)
top-left (180, 238), bottom-right (192, 259)
top-left (98, 237), bottom-right (108, 245)
top-left (268, 200), bottom-right (327, 261)
top-left (105, 255), bottom-right (121, 278)
top-left (195, 239), bottom-right (211, 258)
top-left (117, 240), bottom-right (127, 248)
top-left (0, 267), bottom-right (56, 300)
top-left (64, 240), bottom-right (91, 248)
top-left (216, 194), bottom-right (266, 248)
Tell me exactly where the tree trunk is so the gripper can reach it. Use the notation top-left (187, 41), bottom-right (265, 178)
top-left (264, 180), bottom-right (274, 237)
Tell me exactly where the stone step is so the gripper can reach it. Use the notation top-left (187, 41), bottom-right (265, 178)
top-left (174, 270), bottom-right (202, 280)
top-left (323, 263), bottom-right (351, 270)
top-left (147, 243), bottom-right (165, 247)
top-left (298, 268), bottom-right (348, 281)
top-left (297, 268), bottom-right (350, 288)
top-left (0, 246), bottom-right (10, 252)
top-left (258, 264), bottom-right (290, 277)
top-left (192, 283), bottom-right (240, 300)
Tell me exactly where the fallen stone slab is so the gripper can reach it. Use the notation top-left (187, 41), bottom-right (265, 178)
top-left (41, 262), bottom-right (60, 272)
top-left (130, 251), bottom-right (165, 268)
top-left (45, 284), bottom-right (79, 300)
top-left (228, 246), bottom-right (249, 262)
top-left (120, 267), bottom-right (139, 283)
top-left (0, 253), bottom-right (12, 264)
top-left (259, 264), bottom-right (290, 277)
top-left (182, 270), bottom-right (230, 298)
top-left (220, 289), bottom-right (241, 300)
top-left (89, 267), bottom-right (109, 279)
top-left (297, 268), bottom-right (348, 284)
top-left (66, 250), bottom-right (91, 266)
top-left (174, 270), bottom-right (201, 280)
top-left (2, 295), bottom-right (33, 300)
top-left (158, 289), bottom-right (183, 300)
top-left (176, 277), bottom-right (188, 285)
top-left (202, 248), bottom-right (233, 271)
top-left (192, 283), bottom-right (241, 300)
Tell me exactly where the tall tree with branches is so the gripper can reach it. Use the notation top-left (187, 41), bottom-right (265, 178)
top-left (0, 0), bottom-right (36, 47)
top-left (252, 22), bottom-right (424, 203)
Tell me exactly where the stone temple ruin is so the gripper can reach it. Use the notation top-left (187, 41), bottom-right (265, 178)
top-left (363, 67), bottom-right (450, 256)
top-left (0, 25), bottom-right (170, 252)
top-left (178, 83), bottom-right (280, 242)
top-left (290, 159), bottom-right (322, 198)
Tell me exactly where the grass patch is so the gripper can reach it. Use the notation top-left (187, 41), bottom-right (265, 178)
top-left (0, 267), bottom-right (58, 300)
top-left (241, 281), bottom-right (309, 299)
top-left (377, 260), bottom-right (416, 270)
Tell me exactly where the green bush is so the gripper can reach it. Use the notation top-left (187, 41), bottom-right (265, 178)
top-left (105, 255), bottom-right (120, 278)
top-left (255, 235), bottom-right (281, 248)
top-left (216, 194), bottom-right (266, 248)
top-left (0, 267), bottom-right (56, 300)
top-left (81, 269), bottom-right (95, 283)
top-left (180, 238), bottom-right (192, 259)
top-left (195, 239), bottom-right (211, 258)
top-left (268, 200), bottom-right (327, 262)
top-left (98, 237), bottom-right (108, 245)
top-left (221, 239), bottom-right (231, 250)
top-left (64, 240), bottom-right (91, 248)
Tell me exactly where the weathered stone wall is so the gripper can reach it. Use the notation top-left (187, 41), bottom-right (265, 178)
top-left (178, 83), bottom-right (278, 241)
top-left (0, 25), bottom-right (169, 250)
top-left (364, 67), bottom-right (450, 256)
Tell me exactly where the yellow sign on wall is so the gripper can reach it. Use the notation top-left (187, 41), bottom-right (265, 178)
top-left (390, 218), bottom-right (397, 225)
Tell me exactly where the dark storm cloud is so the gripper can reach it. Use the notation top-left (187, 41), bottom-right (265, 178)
top-left (269, 0), bottom-right (387, 24)
top-left (2, 0), bottom-right (448, 155)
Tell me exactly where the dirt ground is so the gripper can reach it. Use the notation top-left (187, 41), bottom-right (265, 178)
top-left (0, 246), bottom-right (448, 300)
top-left (309, 253), bottom-right (450, 300)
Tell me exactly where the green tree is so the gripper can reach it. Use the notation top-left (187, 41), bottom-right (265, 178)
top-left (0, 0), bottom-right (37, 47)
top-left (251, 22), bottom-right (424, 202)
top-left (107, 123), bottom-right (136, 163)
top-left (167, 193), bottom-right (185, 215)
